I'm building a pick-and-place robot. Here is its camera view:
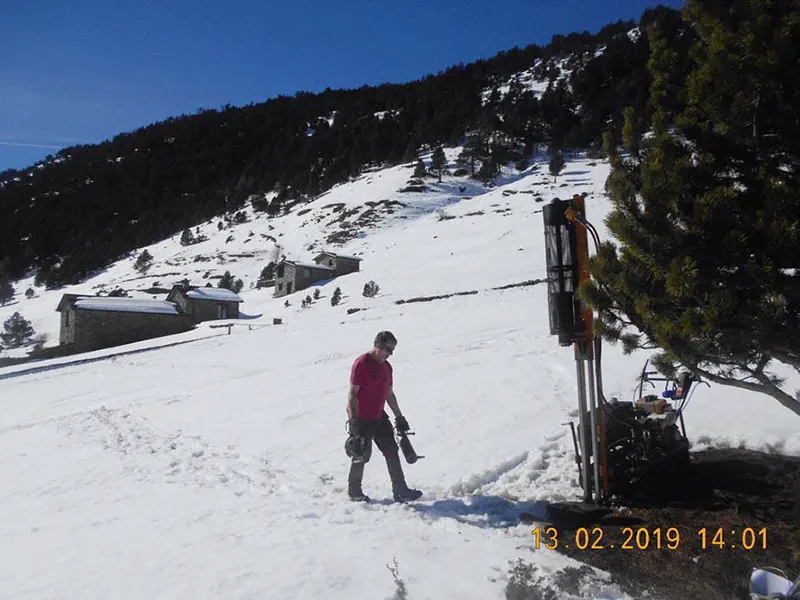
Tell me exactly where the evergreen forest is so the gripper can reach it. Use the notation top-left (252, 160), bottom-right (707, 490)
top-left (0, 6), bottom-right (689, 288)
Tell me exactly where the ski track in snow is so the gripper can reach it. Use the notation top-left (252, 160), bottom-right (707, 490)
top-left (50, 397), bottom-right (574, 537)
top-left (446, 430), bottom-right (579, 503)
top-left (57, 406), bottom-right (280, 496)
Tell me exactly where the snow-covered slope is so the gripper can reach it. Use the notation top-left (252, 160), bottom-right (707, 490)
top-left (1, 153), bottom-right (798, 600)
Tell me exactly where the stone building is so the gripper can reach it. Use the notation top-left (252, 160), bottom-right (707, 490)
top-left (273, 251), bottom-right (362, 298)
top-left (56, 295), bottom-right (192, 352)
top-left (166, 284), bottom-right (244, 324)
top-left (273, 260), bottom-right (335, 298)
top-left (312, 251), bottom-right (362, 276)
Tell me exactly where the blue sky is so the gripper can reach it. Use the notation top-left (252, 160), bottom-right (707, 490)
top-left (1, 0), bottom-right (682, 173)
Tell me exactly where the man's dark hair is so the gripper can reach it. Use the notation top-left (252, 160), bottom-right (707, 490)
top-left (374, 331), bottom-right (397, 348)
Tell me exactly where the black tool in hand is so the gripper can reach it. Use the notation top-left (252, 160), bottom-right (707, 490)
top-left (398, 430), bottom-right (424, 464)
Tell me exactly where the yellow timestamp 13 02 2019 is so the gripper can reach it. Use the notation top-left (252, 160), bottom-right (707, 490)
top-left (531, 526), bottom-right (684, 551)
top-left (531, 526), bottom-right (769, 551)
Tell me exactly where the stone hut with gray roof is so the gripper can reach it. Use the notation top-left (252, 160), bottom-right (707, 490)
top-left (166, 284), bottom-right (244, 324)
top-left (273, 260), bottom-right (335, 298)
top-left (273, 251), bottom-right (362, 298)
top-left (312, 251), bottom-right (362, 276)
top-left (56, 295), bottom-right (192, 353)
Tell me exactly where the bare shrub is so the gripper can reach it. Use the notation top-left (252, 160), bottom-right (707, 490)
top-left (386, 558), bottom-right (408, 600)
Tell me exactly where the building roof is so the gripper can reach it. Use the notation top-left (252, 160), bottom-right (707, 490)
top-left (166, 284), bottom-right (244, 303)
top-left (278, 259), bottom-right (335, 271)
top-left (56, 293), bottom-right (94, 312)
top-left (74, 297), bottom-right (180, 315)
top-left (313, 251), bottom-right (363, 262)
top-left (185, 287), bottom-right (243, 303)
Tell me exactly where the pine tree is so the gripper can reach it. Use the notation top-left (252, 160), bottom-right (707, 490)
top-left (430, 147), bottom-right (447, 182)
top-left (477, 153), bottom-right (499, 182)
top-left (134, 249), bottom-right (154, 274)
top-left (363, 281), bottom-right (379, 298)
top-left (0, 278), bottom-right (13, 306)
top-left (585, 0), bottom-right (800, 416)
top-left (548, 152), bottom-right (566, 182)
top-left (331, 287), bottom-right (342, 307)
top-left (266, 198), bottom-right (282, 217)
top-left (0, 259), bottom-right (12, 305)
top-left (218, 271), bottom-right (243, 293)
top-left (413, 158), bottom-right (427, 179)
top-left (180, 228), bottom-right (195, 246)
top-left (457, 132), bottom-right (490, 178)
top-left (1, 312), bottom-right (35, 349)
top-left (402, 142), bottom-right (420, 164)
top-left (260, 262), bottom-right (275, 282)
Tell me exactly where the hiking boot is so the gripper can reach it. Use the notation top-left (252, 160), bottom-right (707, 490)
top-left (393, 488), bottom-right (423, 503)
top-left (349, 492), bottom-right (371, 502)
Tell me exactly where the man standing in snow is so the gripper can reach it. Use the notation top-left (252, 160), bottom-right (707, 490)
top-left (345, 331), bottom-right (422, 503)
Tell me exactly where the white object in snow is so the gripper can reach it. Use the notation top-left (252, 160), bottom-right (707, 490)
top-left (750, 568), bottom-right (796, 598)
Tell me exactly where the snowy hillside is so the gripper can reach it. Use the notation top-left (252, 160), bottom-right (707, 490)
top-left (1, 153), bottom-right (798, 600)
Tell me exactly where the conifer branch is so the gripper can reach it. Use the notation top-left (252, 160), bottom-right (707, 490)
top-left (695, 366), bottom-right (800, 417)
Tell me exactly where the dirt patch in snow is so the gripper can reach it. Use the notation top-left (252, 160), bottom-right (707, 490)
top-left (543, 448), bottom-right (800, 599)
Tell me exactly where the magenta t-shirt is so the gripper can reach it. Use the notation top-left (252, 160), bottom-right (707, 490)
top-left (349, 352), bottom-right (393, 420)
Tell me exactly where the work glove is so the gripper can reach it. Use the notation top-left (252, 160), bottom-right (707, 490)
top-left (347, 418), bottom-right (365, 437)
top-left (394, 415), bottom-right (410, 434)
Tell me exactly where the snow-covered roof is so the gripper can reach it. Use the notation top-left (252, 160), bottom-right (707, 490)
top-left (186, 288), bottom-right (244, 303)
top-left (314, 251), bottom-right (362, 262)
top-left (55, 293), bottom-right (93, 312)
top-left (74, 298), bottom-right (180, 315)
top-left (279, 259), bottom-right (334, 271)
top-left (291, 261), bottom-right (335, 271)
